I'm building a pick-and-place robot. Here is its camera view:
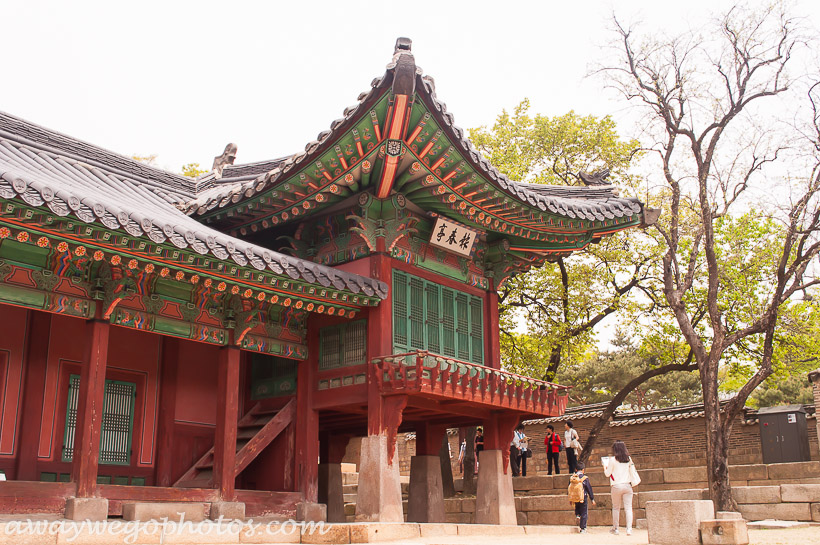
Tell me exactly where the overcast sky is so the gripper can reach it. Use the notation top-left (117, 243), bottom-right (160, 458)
top-left (2, 1), bottom-right (818, 173)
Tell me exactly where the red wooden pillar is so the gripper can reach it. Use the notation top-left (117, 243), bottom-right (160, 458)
top-left (367, 253), bottom-right (393, 435)
top-left (295, 323), bottom-right (319, 502)
top-left (484, 283), bottom-right (501, 370)
top-left (154, 337), bottom-right (179, 487)
top-left (213, 346), bottom-right (240, 501)
top-left (71, 318), bottom-right (110, 497)
top-left (15, 310), bottom-right (52, 481)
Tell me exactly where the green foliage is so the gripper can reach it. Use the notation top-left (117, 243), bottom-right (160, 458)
top-left (471, 100), bottom-right (655, 380)
top-left (469, 100), bottom-right (640, 187)
top-left (557, 336), bottom-right (701, 409)
top-left (181, 162), bottom-right (207, 178)
top-left (749, 375), bottom-right (814, 408)
top-left (131, 154), bottom-right (158, 166)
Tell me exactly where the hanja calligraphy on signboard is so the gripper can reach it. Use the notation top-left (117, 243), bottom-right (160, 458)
top-left (429, 217), bottom-right (480, 257)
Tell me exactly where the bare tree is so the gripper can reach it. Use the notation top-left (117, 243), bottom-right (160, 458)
top-left (603, 4), bottom-right (820, 509)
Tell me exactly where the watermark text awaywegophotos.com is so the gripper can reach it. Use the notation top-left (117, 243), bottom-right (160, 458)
top-left (3, 515), bottom-right (331, 544)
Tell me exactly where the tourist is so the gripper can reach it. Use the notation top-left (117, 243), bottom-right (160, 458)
top-left (512, 423), bottom-right (529, 476)
top-left (567, 461), bottom-right (595, 533)
top-left (543, 424), bottom-right (562, 474)
top-left (603, 440), bottom-right (639, 536)
top-left (564, 421), bottom-right (581, 473)
top-left (474, 426), bottom-right (484, 472)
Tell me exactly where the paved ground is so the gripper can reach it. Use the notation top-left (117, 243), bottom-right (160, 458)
top-left (383, 527), bottom-right (820, 545)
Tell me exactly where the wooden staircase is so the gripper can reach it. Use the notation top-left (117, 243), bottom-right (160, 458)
top-left (173, 398), bottom-right (296, 488)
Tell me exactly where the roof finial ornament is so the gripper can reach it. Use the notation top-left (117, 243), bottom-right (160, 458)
top-left (212, 143), bottom-right (238, 179)
top-left (395, 37), bottom-right (412, 54)
top-left (578, 168), bottom-right (611, 186)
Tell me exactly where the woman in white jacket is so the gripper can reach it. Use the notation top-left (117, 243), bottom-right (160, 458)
top-left (603, 440), bottom-right (636, 535)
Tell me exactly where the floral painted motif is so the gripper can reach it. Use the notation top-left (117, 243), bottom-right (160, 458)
top-left (144, 263), bottom-right (155, 273)
top-left (36, 236), bottom-right (50, 248)
top-left (93, 250), bottom-right (104, 261)
top-left (217, 282), bottom-right (226, 292)
top-left (110, 255), bottom-right (121, 265)
top-left (160, 267), bottom-right (169, 278)
top-left (127, 259), bottom-right (138, 269)
top-left (0, 227), bottom-right (10, 239)
top-left (16, 232), bottom-right (29, 242)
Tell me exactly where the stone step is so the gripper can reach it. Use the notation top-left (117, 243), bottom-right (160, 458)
top-left (121, 502), bottom-right (208, 522)
top-left (340, 463), bottom-right (357, 473)
top-left (342, 472), bottom-right (358, 486)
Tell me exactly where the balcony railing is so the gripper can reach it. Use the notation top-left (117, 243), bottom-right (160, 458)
top-left (370, 350), bottom-right (569, 416)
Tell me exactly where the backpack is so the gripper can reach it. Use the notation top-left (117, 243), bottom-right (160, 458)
top-left (568, 475), bottom-right (587, 503)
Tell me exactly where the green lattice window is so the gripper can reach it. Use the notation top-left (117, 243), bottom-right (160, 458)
top-left (393, 271), bottom-right (484, 364)
top-left (250, 353), bottom-right (298, 399)
top-left (62, 375), bottom-right (136, 466)
top-left (319, 320), bottom-right (367, 370)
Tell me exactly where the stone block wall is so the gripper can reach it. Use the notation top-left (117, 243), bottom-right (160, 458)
top-left (399, 409), bottom-right (818, 477)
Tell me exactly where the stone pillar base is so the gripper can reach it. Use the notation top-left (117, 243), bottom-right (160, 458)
top-left (318, 462), bottom-right (345, 522)
top-left (354, 434), bottom-right (403, 522)
top-left (407, 455), bottom-right (444, 523)
top-left (647, 499), bottom-right (715, 545)
top-left (209, 501), bottom-right (245, 520)
top-left (296, 502), bottom-right (327, 522)
top-left (475, 449), bottom-right (516, 525)
top-left (65, 497), bottom-right (108, 521)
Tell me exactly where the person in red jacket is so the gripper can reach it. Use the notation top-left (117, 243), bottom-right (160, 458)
top-left (544, 424), bottom-right (563, 474)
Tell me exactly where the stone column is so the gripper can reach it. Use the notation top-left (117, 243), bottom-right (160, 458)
top-left (475, 414), bottom-right (519, 525)
top-left (407, 424), bottom-right (445, 523)
top-left (355, 434), bottom-right (404, 522)
top-left (319, 434), bottom-right (351, 523)
top-left (809, 369), bottom-right (820, 448)
top-left (318, 463), bottom-right (344, 522)
top-left (475, 449), bottom-right (516, 525)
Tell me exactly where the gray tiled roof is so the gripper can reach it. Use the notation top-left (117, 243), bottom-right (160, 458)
top-left (185, 52), bottom-right (644, 222)
top-left (220, 157), bottom-right (290, 181)
top-left (0, 112), bottom-right (195, 201)
top-left (0, 111), bottom-right (389, 300)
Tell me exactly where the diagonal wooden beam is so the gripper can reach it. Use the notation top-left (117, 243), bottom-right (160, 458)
top-left (234, 398), bottom-right (296, 476)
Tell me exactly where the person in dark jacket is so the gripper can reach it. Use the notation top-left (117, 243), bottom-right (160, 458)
top-left (568, 461), bottom-right (595, 533)
top-left (543, 425), bottom-right (562, 474)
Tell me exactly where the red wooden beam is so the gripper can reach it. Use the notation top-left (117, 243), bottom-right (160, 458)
top-left (213, 346), bottom-right (240, 501)
top-left (71, 318), bottom-right (110, 497)
top-left (154, 337), bottom-right (179, 487)
top-left (15, 310), bottom-right (52, 481)
top-left (295, 322), bottom-right (319, 501)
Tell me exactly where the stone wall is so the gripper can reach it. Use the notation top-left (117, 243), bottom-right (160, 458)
top-left (398, 407), bottom-right (819, 477)
top-left (442, 462), bottom-right (820, 524)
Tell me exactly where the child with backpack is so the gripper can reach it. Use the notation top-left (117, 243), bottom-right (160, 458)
top-left (567, 461), bottom-right (595, 533)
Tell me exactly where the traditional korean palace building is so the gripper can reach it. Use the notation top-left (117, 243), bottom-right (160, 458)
top-left (0, 39), bottom-right (653, 524)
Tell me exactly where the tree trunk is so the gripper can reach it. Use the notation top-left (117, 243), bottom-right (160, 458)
top-left (544, 344), bottom-right (562, 381)
top-left (440, 434), bottom-right (456, 498)
top-left (580, 361), bottom-right (697, 464)
top-left (702, 364), bottom-right (738, 511)
top-left (463, 427), bottom-right (477, 495)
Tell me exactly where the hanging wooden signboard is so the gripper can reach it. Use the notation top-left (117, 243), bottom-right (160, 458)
top-left (429, 217), bottom-right (479, 257)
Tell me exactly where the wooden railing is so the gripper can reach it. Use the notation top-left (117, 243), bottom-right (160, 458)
top-left (370, 350), bottom-right (569, 416)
